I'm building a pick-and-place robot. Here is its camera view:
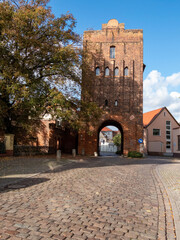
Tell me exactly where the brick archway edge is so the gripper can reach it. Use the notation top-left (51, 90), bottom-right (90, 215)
top-left (97, 119), bottom-right (124, 155)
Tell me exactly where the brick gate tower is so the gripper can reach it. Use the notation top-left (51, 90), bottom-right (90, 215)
top-left (78, 19), bottom-right (144, 156)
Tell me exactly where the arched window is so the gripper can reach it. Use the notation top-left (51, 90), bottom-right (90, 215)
top-left (114, 67), bottom-right (119, 76)
top-left (124, 67), bottom-right (128, 76)
top-left (115, 100), bottom-right (118, 106)
top-left (95, 67), bottom-right (100, 76)
top-left (105, 67), bottom-right (109, 76)
top-left (110, 46), bottom-right (115, 59)
top-left (105, 99), bottom-right (108, 106)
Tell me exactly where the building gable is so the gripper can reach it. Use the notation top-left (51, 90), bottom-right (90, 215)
top-left (143, 107), bottom-right (180, 128)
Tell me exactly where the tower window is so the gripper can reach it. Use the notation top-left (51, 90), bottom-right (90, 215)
top-left (105, 67), bottom-right (109, 76)
top-left (124, 67), bottom-right (128, 76)
top-left (114, 67), bottom-right (119, 76)
top-left (110, 46), bottom-right (115, 58)
top-left (105, 99), bottom-right (108, 106)
top-left (95, 67), bottom-right (100, 76)
top-left (115, 100), bottom-right (118, 106)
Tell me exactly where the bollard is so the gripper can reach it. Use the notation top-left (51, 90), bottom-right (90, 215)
top-left (72, 149), bottom-right (76, 157)
top-left (82, 148), bottom-right (85, 156)
top-left (94, 152), bottom-right (98, 157)
top-left (57, 150), bottom-right (61, 161)
top-left (140, 143), bottom-right (144, 153)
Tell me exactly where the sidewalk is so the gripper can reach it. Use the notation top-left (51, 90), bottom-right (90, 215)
top-left (0, 154), bottom-right (87, 190)
top-left (156, 161), bottom-right (180, 240)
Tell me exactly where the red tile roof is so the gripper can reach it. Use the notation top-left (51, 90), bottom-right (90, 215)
top-left (143, 107), bottom-right (164, 127)
top-left (101, 127), bottom-right (112, 132)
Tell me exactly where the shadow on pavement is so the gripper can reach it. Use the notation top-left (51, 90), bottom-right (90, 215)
top-left (1, 156), bottom-right (180, 177)
top-left (0, 177), bottom-right (50, 193)
top-left (0, 156), bottom-right (179, 193)
top-left (52, 156), bottom-right (180, 175)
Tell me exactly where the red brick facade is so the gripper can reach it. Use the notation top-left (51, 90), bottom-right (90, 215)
top-left (37, 120), bottom-right (78, 154)
top-left (78, 19), bottom-right (144, 155)
top-left (13, 120), bottom-right (77, 155)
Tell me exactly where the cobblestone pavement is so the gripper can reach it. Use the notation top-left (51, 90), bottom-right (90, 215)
top-left (156, 161), bottom-right (180, 240)
top-left (0, 155), bottom-right (85, 189)
top-left (0, 156), bottom-right (179, 240)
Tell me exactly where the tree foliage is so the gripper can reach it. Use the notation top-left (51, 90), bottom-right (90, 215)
top-left (113, 133), bottom-right (121, 147)
top-left (0, 0), bottom-right (102, 134)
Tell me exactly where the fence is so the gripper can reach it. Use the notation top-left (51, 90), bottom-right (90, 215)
top-left (14, 145), bottom-right (56, 156)
top-left (99, 143), bottom-right (117, 153)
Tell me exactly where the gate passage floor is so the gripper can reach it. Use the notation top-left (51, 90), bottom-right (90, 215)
top-left (0, 156), bottom-right (179, 240)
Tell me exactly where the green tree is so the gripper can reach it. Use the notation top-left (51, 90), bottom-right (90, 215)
top-left (113, 134), bottom-right (121, 148)
top-left (0, 0), bottom-right (102, 135)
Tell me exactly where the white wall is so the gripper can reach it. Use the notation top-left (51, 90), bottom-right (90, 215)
top-left (173, 128), bottom-right (180, 154)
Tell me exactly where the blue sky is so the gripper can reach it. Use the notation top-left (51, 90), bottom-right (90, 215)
top-left (49, 0), bottom-right (180, 121)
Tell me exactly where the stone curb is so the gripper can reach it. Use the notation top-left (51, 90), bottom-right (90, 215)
top-left (156, 166), bottom-right (180, 240)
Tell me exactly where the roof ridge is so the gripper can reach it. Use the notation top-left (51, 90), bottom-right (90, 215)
top-left (144, 107), bottom-right (164, 115)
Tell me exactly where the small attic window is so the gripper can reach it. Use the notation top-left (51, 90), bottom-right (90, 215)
top-left (105, 67), bottom-right (110, 76)
top-left (95, 67), bottom-right (100, 76)
top-left (105, 99), bottom-right (108, 106)
top-left (114, 67), bottom-right (119, 76)
top-left (124, 67), bottom-right (128, 76)
top-left (164, 112), bottom-right (166, 117)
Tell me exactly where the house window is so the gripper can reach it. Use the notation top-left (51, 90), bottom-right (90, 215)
top-left (166, 121), bottom-right (171, 150)
top-left (115, 100), bottom-right (118, 106)
top-left (166, 121), bottom-right (171, 134)
top-left (105, 67), bottom-right (109, 76)
top-left (124, 67), bottom-right (128, 76)
top-left (114, 67), bottom-right (119, 76)
top-left (110, 46), bottom-right (115, 58)
top-left (153, 129), bottom-right (160, 136)
top-left (178, 135), bottom-right (180, 151)
top-left (166, 141), bottom-right (171, 149)
top-left (105, 99), bottom-right (108, 106)
top-left (95, 67), bottom-right (100, 76)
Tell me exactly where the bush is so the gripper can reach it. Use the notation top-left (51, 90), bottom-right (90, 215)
top-left (128, 151), bottom-right (143, 158)
top-left (0, 141), bottom-right (6, 154)
top-left (116, 150), bottom-right (122, 155)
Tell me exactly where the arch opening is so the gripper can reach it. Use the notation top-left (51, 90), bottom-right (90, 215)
top-left (98, 120), bottom-right (123, 156)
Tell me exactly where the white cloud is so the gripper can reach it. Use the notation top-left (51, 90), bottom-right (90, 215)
top-left (143, 70), bottom-right (180, 122)
top-left (166, 72), bottom-right (180, 86)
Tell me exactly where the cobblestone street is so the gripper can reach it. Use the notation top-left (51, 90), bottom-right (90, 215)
top-left (0, 156), bottom-right (179, 240)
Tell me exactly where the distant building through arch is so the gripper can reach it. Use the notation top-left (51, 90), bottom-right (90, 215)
top-left (98, 120), bottom-right (123, 156)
